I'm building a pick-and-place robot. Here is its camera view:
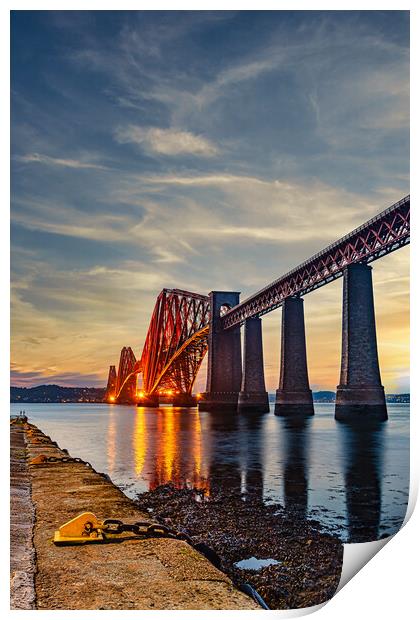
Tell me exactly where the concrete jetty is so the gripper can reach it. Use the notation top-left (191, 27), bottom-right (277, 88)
top-left (10, 420), bottom-right (258, 610)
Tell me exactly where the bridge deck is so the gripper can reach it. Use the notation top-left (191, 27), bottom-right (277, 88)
top-left (222, 195), bottom-right (410, 328)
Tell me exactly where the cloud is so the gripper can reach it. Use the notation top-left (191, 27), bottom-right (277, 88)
top-left (114, 125), bottom-right (219, 157)
top-left (13, 167), bottom-right (406, 276)
top-left (15, 152), bottom-right (107, 170)
top-left (125, 172), bottom-right (391, 243)
top-left (186, 57), bottom-right (280, 111)
top-left (12, 198), bottom-right (133, 243)
top-left (136, 173), bottom-right (269, 187)
top-left (203, 225), bottom-right (325, 243)
top-left (10, 257), bottom-right (183, 389)
top-left (11, 366), bottom-right (105, 388)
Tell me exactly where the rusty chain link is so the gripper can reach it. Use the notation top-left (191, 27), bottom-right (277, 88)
top-left (98, 518), bottom-right (194, 544)
top-left (34, 455), bottom-right (93, 468)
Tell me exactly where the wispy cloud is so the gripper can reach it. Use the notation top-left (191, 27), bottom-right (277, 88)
top-left (11, 365), bottom-right (105, 387)
top-left (12, 198), bottom-right (132, 243)
top-left (15, 152), bottom-right (108, 170)
top-left (136, 173), bottom-right (269, 186)
top-left (114, 125), bottom-right (219, 157)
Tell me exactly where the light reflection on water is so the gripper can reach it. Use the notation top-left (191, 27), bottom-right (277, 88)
top-left (11, 402), bottom-right (409, 543)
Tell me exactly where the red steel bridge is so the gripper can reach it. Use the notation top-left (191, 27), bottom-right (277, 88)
top-left (106, 289), bottom-right (210, 405)
top-left (105, 195), bottom-right (410, 413)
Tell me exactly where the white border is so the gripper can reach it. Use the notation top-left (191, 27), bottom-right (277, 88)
top-left (2, 2), bottom-right (417, 619)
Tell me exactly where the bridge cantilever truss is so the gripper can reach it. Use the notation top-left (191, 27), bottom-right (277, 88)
top-left (104, 365), bottom-right (117, 401)
top-left (141, 289), bottom-right (210, 395)
top-left (106, 194), bottom-right (410, 403)
top-left (114, 346), bottom-right (138, 402)
top-left (106, 289), bottom-right (210, 402)
top-left (222, 195), bottom-right (410, 329)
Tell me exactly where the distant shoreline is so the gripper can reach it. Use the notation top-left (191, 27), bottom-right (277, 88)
top-left (10, 385), bottom-right (410, 404)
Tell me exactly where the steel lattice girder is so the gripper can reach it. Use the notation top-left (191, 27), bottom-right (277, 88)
top-left (115, 346), bottom-right (137, 401)
top-left (150, 326), bottom-right (210, 394)
top-left (222, 195), bottom-right (410, 329)
top-left (105, 365), bottom-right (117, 400)
top-left (140, 289), bottom-right (210, 395)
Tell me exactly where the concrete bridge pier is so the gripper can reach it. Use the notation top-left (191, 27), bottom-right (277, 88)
top-left (198, 291), bottom-right (242, 412)
top-left (275, 296), bottom-right (314, 416)
top-left (238, 317), bottom-right (269, 413)
top-left (137, 394), bottom-right (159, 408)
top-left (172, 393), bottom-right (197, 407)
top-left (335, 263), bottom-right (387, 421)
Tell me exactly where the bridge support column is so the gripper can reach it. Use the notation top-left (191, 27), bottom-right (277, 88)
top-left (137, 394), bottom-right (159, 408)
top-left (198, 291), bottom-right (242, 412)
top-left (275, 296), bottom-right (314, 416)
top-left (335, 263), bottom-right (387, 421)
top-left (238, 317), bottom-right (269, 413)
top-left (172, 393), bottom-right (197, 407)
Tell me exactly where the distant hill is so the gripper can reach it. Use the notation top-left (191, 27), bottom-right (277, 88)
top-left (269, 391), bottom-right (335, 403)
top-left (11, 385), bottom-right (106, 403)
top-left (313, 391), bottom-right (336, 402)
top-left (386, 394), bottom-right (410, 403)
top-left (10, 385), bottom-right (409, 404)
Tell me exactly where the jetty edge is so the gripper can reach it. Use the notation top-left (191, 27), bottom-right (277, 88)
top-left (10, 418), bottom-right (258, 610)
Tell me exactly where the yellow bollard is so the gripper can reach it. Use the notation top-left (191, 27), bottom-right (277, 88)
top-left (29, 454), bottom-right (49, 465)
top-left (54, 512), bottom-right (104, 545)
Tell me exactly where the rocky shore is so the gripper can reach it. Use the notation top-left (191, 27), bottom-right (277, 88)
top-left (136, 484), bottom-right (344, 609)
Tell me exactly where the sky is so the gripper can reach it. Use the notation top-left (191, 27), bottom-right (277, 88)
top-left (10, 10), bottom-right (410, 392)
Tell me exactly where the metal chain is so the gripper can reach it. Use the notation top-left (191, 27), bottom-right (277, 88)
top-left (54, 512), bottom-right (222, 571)
top-left (43, 456), bottom-right (93, 467)
top-left (99, 518), bottom-right (193, 544)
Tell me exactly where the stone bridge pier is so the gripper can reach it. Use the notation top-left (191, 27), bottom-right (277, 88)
top-left (335, 263), bottom-right (387, 421)
top-left (198, 291), bottom-right (242, 412)
top-left (275, 296), bottom-right (314, 416)
top-left (238, 317), bottom-right (269, 413)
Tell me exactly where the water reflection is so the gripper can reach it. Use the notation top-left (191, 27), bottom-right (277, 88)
top-left (131, 407), bottom-right (209, 492)
top-left (109, 407), bottom-right (385, 541)
top-left (28, 402), bottom-right (407, 543)
top-left (280, 417), bottom-right (310, 519)
top-left (238, 414), bottom-right (265, 501)
top-left (155, 407), bottom-right (180, 486)
top-left (338, 421), bottom-right (385, 542)
top-left (106, 406), bottom-right (117, 475)
top-left (134, 409), bottom-right (387, 543)
top-left (191, 408), bottom-right (205, 487)
top-left (207, 412), bottom-right (241, 496)
top-left (133, 408), bottom-right (147, 476)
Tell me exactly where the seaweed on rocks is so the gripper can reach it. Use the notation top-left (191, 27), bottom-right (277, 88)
top-left (136, 484), bottom-right (343, 610)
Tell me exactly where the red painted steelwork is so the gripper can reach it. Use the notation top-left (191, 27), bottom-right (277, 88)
top-left (222, 195), bottom-right (410, 329)
top-left (104, 365), bottom-right (117, 401)
top-left (115, 346), bottom-right (137, 402)
top-left (140, 289), bottom-right (210, 396)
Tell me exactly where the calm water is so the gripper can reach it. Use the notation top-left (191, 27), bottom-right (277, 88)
top-left (11, 402), bottom-right (409, 543)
